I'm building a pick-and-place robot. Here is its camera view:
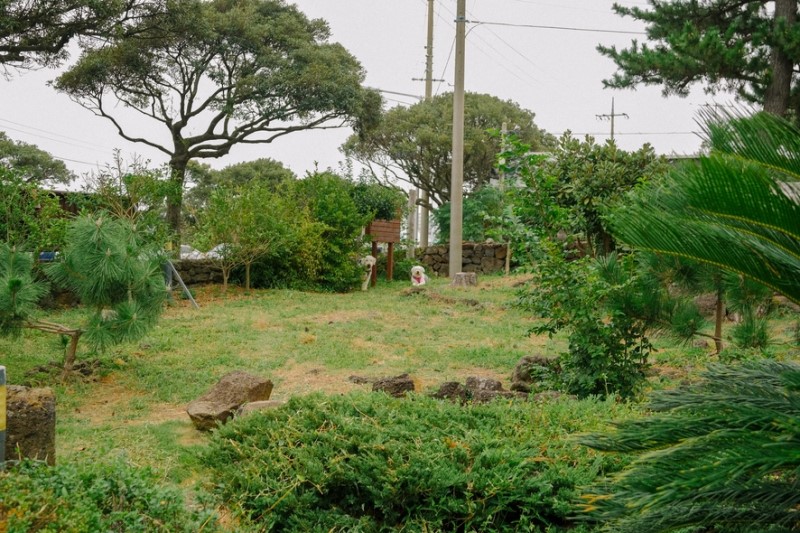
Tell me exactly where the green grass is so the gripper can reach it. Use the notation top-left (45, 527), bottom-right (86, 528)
top-left (1, 273), bottom-right (798, 530)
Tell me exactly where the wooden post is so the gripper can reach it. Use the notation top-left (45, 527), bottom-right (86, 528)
top-left (371, 241), bottom-right (378, 288)
top-left (0, 366), bottom-right (5, 469)
top-left (387, 242), bottom-right (395, 281)
top-left (407, 189), bottom-right (418, 259)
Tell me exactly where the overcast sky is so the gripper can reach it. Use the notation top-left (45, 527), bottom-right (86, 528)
top-left (0, 0), bottom-right (731, 183)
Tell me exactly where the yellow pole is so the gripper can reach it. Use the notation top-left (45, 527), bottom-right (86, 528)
top-left (0, 366), bottom-right (6, 468)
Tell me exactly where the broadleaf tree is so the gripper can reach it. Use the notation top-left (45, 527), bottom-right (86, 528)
top-left (598, 0), bottom-right (800, 117)
top-left (0, 132), bottom-right (74, 185)
top-left (0, 0), bottom-right (164, 69)
top-left (53, 0), bottom-right (380, 244)
top-left (342, 92), bottom-right (556, 208)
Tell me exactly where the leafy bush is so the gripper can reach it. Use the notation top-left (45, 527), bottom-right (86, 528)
top-left (202, 392), bottom-right (635, 532)
top-left (289, 172), bottom-right (368, 292)
top-left (521, 246), bottom-right (654, 399)
top-left (350, 180), bottom-right (405, 221)
top-left (0, 459), bottom-right (218, 532)
top-left (434, 185), bottom-right (505, 243)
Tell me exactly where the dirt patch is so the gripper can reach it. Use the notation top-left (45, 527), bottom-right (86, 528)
top-left (308, 309), bottom-right (383, 325)
top-left (269, 361), bottom-right (361, 399)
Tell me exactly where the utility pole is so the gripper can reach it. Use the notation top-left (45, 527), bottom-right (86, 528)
top-left (596, 97), bottom-right (628, 141)
top-left (449, 0), bottom-right (466, 278)
top-left (419, 0), bottom-right (435, 249)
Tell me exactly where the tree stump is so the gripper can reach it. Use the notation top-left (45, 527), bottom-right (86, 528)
top-left (451, 272), bottom-right (477, 287)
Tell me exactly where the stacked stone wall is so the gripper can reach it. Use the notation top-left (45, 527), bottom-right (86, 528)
top-left (418, 242), bottom-right (508, 277)
top-left (172, 259), bottom-right (224, 286)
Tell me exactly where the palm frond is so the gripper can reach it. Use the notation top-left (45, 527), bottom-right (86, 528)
top-left (610, 112), bottom-right (800, 304)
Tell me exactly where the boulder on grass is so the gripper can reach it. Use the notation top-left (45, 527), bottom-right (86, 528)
top-left (6, 385), bottom-right (56, 465)
top-left (372, 374), bottom-right (415, 397)
top-left (465, 376), bottom-right (503, 392)
top-left (187, 371), bottom-right (273, 431)
top-left (430, 381), bottom-right (469, 403)
top-left (510, 355), bottom-right (561, 393)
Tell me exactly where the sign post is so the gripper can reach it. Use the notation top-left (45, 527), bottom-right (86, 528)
top-left (0, 366), bottom-right (6, 469)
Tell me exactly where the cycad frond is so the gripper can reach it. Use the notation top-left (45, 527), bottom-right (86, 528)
top-left (609, 112), bottom-right (800, 304)
top-left (580, 361), bottom-right (800, 532)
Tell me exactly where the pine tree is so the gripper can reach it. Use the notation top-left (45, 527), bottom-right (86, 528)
top-left (0, 212), bottom-right (167, 372)
top-left (600, 0), bottom-right (799, 117)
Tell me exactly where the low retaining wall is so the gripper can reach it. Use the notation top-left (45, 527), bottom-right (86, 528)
top-left (172, 259), bottom-right (224, 286)
top-left (418, 242), bottom-right (508, 277)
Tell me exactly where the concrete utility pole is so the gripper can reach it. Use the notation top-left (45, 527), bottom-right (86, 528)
top-left (419, 0), bottom-right (435, 248)
top-left (596, 97), bottom-right (628, 141)
top-left (449, 0), bottom-right (466, 278)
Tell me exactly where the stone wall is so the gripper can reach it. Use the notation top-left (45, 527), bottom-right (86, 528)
top-left (418, 242), bottom-right (508, 277)
top-left (172, 259), bottom-right (224, 286)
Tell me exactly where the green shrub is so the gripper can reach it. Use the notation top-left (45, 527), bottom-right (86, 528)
top-left (350, 180), bottom-right (404, 221)
top-left (289, 172), bottom-right (368, 292)
top-left (521, 247), bottom-right (654, 399)
top-left (202, 392), bottom-right (635, 532)
top-left (0, 459), bottom-right (219, 532)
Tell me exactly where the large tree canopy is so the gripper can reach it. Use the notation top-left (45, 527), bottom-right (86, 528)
top-left (0, 0), bottom-right (162, 69)
top-left (342, 92), bottom-right (556, 208)
top-left (0, 131), bottom-right (74, 185)
top-left (599, 0), bottom-right (800, 117)
top-left (54, 0), bottom-right (380, 242)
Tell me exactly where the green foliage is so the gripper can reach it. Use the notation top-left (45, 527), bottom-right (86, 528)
top-left (521, 247), bottom-right (655, 399)
top-left (84, 153), bottom-right (175, 248)
top-left (0, 132), bottom-right (74, 185)
top-left (288, 172), bottom-right (368, 292)
top-left (608, 111), bottom-right (800, 305)
top-left (349, 179), bottom-right (404, 221)
top-left (0, 244), bottom-right (49, 336)
top-left (0, 167), bottom-right (70, 252)
top-left (344, 92), bottom-right (556, 208)
top-left (194, 181), bottom-right (308, 290)
top-left (43, 212), bottom-right (166, 355)
top-left (0, 1), bottom-right (160, 68)
top-left (203, 392), bottom-right (633, 532)
top-left (184, 158), bottom-right (296, 221)
top-left (580, 361), bottom-right (800, 533)
top-left (0, 459), bottom-right (219, 532)
top-left (434, 185), bottom-right (504, 243)
top-left (53, 0), bottom-right (378, 240)
top-left (599, 1), bottom-right (800, 116)
top-left (543, 134), bottom-right (668, 256)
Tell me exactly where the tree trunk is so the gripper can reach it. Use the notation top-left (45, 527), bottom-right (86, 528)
top-left (222, 267), bottom-right (230, 293)
top-left (166, 160), bottom-right (187, 251)
top-left (245, 262), bottom-right (251, 290)
top-left (63, 330), bottom-right (83, 372)
top-left (763, 0), bottom-right (795, 117)
top-left (714, 286), bottom-right (724, 355)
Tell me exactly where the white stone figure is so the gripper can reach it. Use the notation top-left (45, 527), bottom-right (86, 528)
top-left (359, 255), bottom-right (377, 291)
top-left (411, 265), bottom-right (428, 286)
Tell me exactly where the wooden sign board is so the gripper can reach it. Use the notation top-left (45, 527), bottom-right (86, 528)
top-left (366, 219), bottom-right (401, 243)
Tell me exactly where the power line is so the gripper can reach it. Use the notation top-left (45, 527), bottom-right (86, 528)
top-left (465, 19), bottom-right (647, 35)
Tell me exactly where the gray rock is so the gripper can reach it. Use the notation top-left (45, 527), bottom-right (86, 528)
top-left (187, 371), bottom-right (273, 431)
top-left (6, 385), bottom-right (56, 465)
top-left (511, 355), bottom-right (560, 393)
top-left (471, 390), bottom-right (528, 403)
top-left (372, 374), bottom-right (415, 397)
top-left (465, 376), bottom-right (503, 392)
top-left (430, 382), bottom-right (469, 403)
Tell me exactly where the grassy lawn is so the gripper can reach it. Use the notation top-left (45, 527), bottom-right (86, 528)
top-left (2, 273), bottom-right (798, 523)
